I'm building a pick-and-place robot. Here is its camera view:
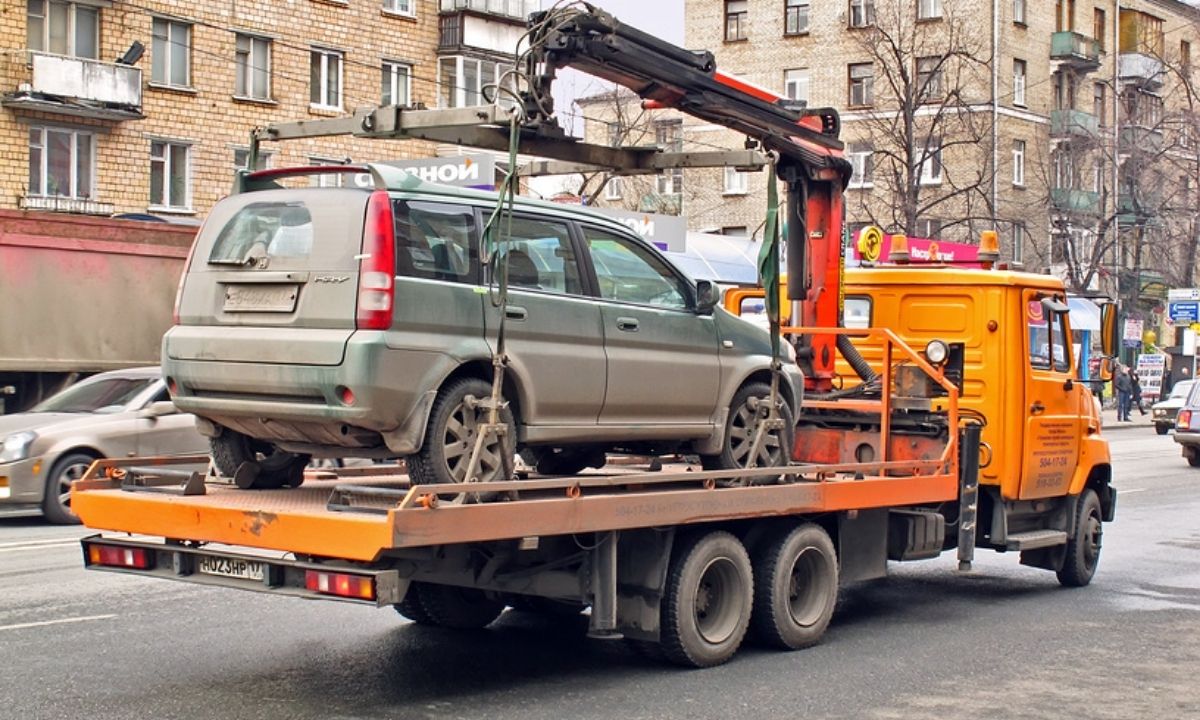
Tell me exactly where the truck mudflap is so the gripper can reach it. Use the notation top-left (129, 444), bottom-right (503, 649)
top-left (80, 535), bottom-right (404, 606)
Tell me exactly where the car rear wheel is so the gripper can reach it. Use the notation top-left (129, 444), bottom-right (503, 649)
top-left (210, 429), bottom-right (309, 489)
top-left (42, 452), bottom-right (96, 525)
top-left (408, 377), bottom-right (515, 499)
top-left (700, 382), bottom-right (794, 485)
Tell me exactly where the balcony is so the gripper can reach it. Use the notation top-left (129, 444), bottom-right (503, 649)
top-left (1050, 31), bottom-right (1102, 71)
top-left (1050, 109), bottom-right (1099, 139)
top-left (1, 51), bottom-right (142, 121)
top-left (1051, 188), bottom-right (1100, 214)
top-left (439, 0), bottom-right (538, 21)
top-left (1119, 52), bottom-right (1165, 89)
top-left (1117, 190), bottom-right (1163, 225)
top-left (438, 1), bottom-right (530, 56)
top-left (1118, 124), bottom-right (1165, 152)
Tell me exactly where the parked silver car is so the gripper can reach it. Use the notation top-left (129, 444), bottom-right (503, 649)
top-left (1151, 380), bottom-right (1195, 434)
top-left (164, 165), bottom-right (802, 489)
top-left (0, 367), bottom-right (208, 523)
top-left (1173, 381), bottom-right (1200, 467)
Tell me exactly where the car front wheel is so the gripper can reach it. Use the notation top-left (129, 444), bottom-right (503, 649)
top-left (700, 382), bottom-right (794, 484)
top-left (42, 452), bottom-right (96, 525)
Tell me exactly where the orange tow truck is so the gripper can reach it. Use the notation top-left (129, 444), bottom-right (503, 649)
top-left (71, 8), bottom-right (1114, 668)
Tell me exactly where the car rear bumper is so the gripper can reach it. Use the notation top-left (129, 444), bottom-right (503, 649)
top-left (1173, 431), bottom-right (1200, 448)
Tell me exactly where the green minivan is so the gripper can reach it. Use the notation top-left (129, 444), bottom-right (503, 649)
top-left (163, 164), bottom-right (802, 488)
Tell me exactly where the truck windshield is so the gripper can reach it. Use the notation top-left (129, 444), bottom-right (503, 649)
top-left (31, 378), bottom-right (155, 414)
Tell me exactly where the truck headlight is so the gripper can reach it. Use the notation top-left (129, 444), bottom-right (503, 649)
top-left (0, 431), bottom-right (37, 463)
top-left (924, 339), bottom-right (949, 365)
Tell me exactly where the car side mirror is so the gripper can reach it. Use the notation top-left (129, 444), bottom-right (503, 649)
top-left (695, 280), bottom-right (719, 315)
top-left (138, 400), bottom-right (179, 419)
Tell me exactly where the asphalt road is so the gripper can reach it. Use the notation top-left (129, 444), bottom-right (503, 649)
top-left (3, 429), bottom-right (1199, 720)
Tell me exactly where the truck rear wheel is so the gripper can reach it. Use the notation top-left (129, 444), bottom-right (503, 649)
top-left (1057, 489), bottom-right (1103, 587)
top-left (750, 523), bottom-right (838, 650)
top-left (210, 429), bottom-right (309, 489)
top-left (416, 584), bottom-right (505, 629)
top-left (660, 531), bottom-right (753, 668)
top-left (407, 378), bottom-right (515, 498)
top-left (393, 581), bottom-right (435, 625)
top-left (700, 382), bottom-right (794, 485)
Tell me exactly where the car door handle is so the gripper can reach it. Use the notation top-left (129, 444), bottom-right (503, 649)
top-left (1030, 401), bottom-right (1045, 415)
top-left (616, 317), bottom-right (639, 332)
top-left (505, 306), bottom-right (527, 321)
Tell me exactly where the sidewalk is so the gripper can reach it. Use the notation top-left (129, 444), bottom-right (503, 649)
top-left (1100, 405), bottom-right (1157, 431)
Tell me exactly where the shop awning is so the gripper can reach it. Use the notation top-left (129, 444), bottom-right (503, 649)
top-left (1068, 297), bottom-right (1102, 332)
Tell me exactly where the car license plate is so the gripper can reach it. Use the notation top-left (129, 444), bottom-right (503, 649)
top-left (197, 556), bottom-right (265, 581)
top-left (223, 284), bottom-right (298, 313)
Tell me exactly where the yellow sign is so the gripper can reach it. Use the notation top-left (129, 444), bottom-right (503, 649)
top-left (857, 225), bottom-right (884, 263)
top-left (1192, 322), bottom-right (1200, 333)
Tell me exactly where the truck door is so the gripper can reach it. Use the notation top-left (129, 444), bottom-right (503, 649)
top-left (1019, 292), bottom-right (1083, 499)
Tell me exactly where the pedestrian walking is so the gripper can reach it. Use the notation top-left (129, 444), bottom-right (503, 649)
top-left (1115, 365), bottom-right (1134, 421)
top-left (1131, 371), bottom-right (1146, 416)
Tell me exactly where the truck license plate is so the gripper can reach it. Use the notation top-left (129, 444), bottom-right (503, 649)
top-left (198, 556), bottom-right (265, 581)
top-left (223, 284), bottom-right (298, 312)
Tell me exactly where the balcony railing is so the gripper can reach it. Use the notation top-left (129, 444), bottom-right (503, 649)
top-left (1050, 31), bottom-right (1102, 70)
top-left (1050, 109), bottom-right (1099, 138)
top-left (439, 0), bottom-right (538, 20)
top-left (1118, 124), bottom-right (1165, 152)
top-left (1051, 188), bottom-right (1100, 214)
top-left (1, 51), bottom-right (142, 121)
top-left (1119, 52), bottom-right (1165, 88)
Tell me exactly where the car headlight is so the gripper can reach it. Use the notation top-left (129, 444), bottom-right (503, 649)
top-left (0, 431), bottom-right (37, 463)
top-left (924, 339), bottom-right (949, 365)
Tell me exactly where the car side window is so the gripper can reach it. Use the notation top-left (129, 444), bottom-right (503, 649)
top-left (582, 227), bottom-right (689, 310)
top-left (394, 200), bottom-right (478, 284)
top-left (501, 217), bottom-right (584, 296)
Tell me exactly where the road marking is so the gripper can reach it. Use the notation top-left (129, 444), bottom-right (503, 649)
top-left (0, 541), bottom-right (82, 553)
top-left (1121, 488), bottom-right (1147, 494)
top-left (0, 614), bottom-right (116, 632)
top-left (0, 538), bottom-right (85, 548)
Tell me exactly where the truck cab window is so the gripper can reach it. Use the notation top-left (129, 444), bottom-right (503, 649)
top-left (1027, 299), bottom-right (1070, 372)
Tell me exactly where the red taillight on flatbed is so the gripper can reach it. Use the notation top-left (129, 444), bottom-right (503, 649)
top-left (305, 570), bottom-right (376, 600)
top-left (356, 190), bottom-right (396, 331)
top-left (87, 544), bottom-right (154, 570)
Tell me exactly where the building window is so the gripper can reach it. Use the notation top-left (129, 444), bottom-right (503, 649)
top-left (438, 56), bottom-right (507, 107)
top-left (1183, 41), bottom-right (1192, 74)
top-left (28, 126), bottom-right (94, 199)
top-left (150, 140), bottom-right (190, 210)
top-left (849, 0), bottom-right (875, 28)
top-left (1053, 149), bottom-right (1073, 188)
top-left (918, 139), bottom-right (942, 185)
top-left (605, 175), bottom-right (622, 200)
top-left (1012, 140), bottom-right (1026, 186)
top-left (848, 144), bottom-right (874, 188)
top-left (784, 68), bottom-right (810, 104)
top-left (151, 18), bottom-right (191, 87)
top-left (917, 0), bottom-right (942, 21)
top-left (725, 1), bottom-right (748, 41)
top-left (233, 148), bottom-right (273, 171)
top-left (1093, 82), bottom-right (1105, 125)
top-left (382, 0), bottom-right (415, 16)
top-left (310, 48), bottom-right (344, 110)
top-left (235, 35), bottom-right (271, 100)
top-left (655, 120), bottom-right (683, 195)
top-left (26, 1), bottom-right (98, 59)
top-left (1013, 59), bottom-right (1026, 106)
top-left (1013, 0), bottom-right (1026, 25)
top-left (1094, 8), bottom-right (1106, 51)
top-left (785, 0), bottom-right (810, 34)
top-left (721, 226), bottom-right (749, 236)
top-left (849, 63), bottom-right (874, 106)
top-left (916, 57), bottom-right (943, 101)
top-left (382, 61), bottom-right (412, 105)
top-left (724, 166), bottom-right (749, 194)
top-left (309, 156), bottom-right (349, 187)
top-left (1012, 222), bottom-right (1025, 263)
top-left (914, 218), bottom-right (941, 238)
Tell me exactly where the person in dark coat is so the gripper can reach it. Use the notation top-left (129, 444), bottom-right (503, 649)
top-left (1115, 365), bottom-right (1134, 422)
top-left (1130, 371), bottom-right (1146, 416)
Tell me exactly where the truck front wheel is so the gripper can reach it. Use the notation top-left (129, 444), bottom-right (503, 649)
top-left (660, 531), bottom-right (753, 668)
top-left (1057, 489), bottom-right (1103, 587)
top-left (750, 523), bottom-right (838, 650)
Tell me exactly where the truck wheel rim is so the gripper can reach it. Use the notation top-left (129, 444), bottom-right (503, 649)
top-left (729, 397), bottom-right (782, 467)
top-left (443, 395), bottom-right (502, 483)
top-left (788, 546), bottom-right (832, 627)
top-left (56, 461), bottom-right (91, 512)
top-left (1083, 510), bottom-right (1102, 570)
top-left (694, 557), bottom-right (742, 644)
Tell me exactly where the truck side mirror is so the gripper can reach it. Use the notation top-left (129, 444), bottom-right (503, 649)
top-left (1099, 302), bottom-right (1118, 358)
top-left (695, 280), bottom-right (719, 315)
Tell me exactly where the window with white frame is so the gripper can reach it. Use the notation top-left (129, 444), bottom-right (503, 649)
top-left (655, 120), bottom-right (683, 195)
top-left (784, 68), bottom-right (810, 104)
top-left (849, 63), bottom-right (874, 106)
top-left (848, 144), bottom-right (873, 188)
top-left (916, 56), bottom-right (943, 101)
top-left (785, 0), bottom-right (810, 34)
top-left (26, 1), bottom-right (98, 59)
top-left (310, 156), bottom-right (349, 187)
top-left (151, 18), bottom-right (191, 87)
top-left (725, 1), bottom-right (748, 41)
top-left (233, 148), bottom-right (273, 172)
top-left (849, 0), bottom-right (875, 28)
top-left (1012, 222), bottom-right (1025, 263)
top-left (1013, 0), bottom-right (1026, 24)
top-left (382, 0), bottom-right (415, 16)
top-left (604, 175), bottom-right (623, 200)
top-left (235, 34), bottom-right (271, 99)
top-left (150, 140), bottom-right (190, 209)
top-left (917, 0), bottom-right (942, 20)
top-left (382, 61), bottom-right (412, 105)
top-left (914, 218), bottom-right (941, 238)
top-left (724, 166), bottom-right (749, 194)
top-left (310, 48), bottom-right (344, 109)
top-left (918, 139), bottom-right (942, 184)
top-left (1013, 59), bottom-right (1027, 106)
top-left (1012, 139), bottom-right (1026, 186)
top-left (28, 126), bottom-right (94, 199)
top-left (438, 56), bottom-right (508, 107)
top-left (1053, 149), bottom-right (1073, 188)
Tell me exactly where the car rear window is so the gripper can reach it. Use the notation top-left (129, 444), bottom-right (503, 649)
top-left (208, 202), bottom-right (314, 264)
top-left (394, 200), bottom-right (479, 283)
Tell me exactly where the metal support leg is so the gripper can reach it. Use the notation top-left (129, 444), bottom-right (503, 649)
top-left (588, 531), bottom-right (622, 640)
top-left (957, 423), bottom-right (982, 572)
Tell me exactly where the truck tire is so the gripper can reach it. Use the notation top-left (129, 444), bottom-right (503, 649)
top-left (407, 378), bottom-right (515, 499)
top-left (660, 531), bottom-right (753, 668)
top-left (1057, 489), bottom-right (1103, 587)
top-left (750, 523), bottom-right (838, 650)
top-left (210, 429), bottom-right (309, 489)
top-left (700, 382), bottom-right (794, 485)
top-left (416, 584), bottom-right (506, 629)
top-left (42, 452), bottom-right (95, 525)
top-left (393, 582), bottom-right (436, 625)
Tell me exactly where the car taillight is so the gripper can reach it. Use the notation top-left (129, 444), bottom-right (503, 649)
top-left (356, 190), bottom-right (396, 331)
top-left (87, 544), bottom-right (154, 570)
top-left (1179, 409), bottom-right (1192, 430)
top-left (305, 570), bottom-right (376, 600)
